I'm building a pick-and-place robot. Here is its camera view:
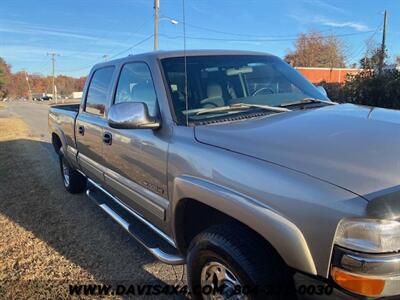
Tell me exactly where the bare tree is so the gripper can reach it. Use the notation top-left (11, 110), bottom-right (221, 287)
top-left (284, 31), bottom-right (346, 68)
top-left (359, 40), bottom-right (386, 70)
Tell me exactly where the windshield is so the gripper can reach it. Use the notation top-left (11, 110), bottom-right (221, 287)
top-left (161, 55), bottom-right (329, 124)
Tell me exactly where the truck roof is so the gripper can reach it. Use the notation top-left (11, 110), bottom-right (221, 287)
top-left (92, 49), bottom-right (274, 70)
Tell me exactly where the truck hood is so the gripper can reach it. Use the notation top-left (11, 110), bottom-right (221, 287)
top-left (194, 104), bottom-right (400, 200)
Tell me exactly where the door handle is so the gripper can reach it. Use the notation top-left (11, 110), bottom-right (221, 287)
top-left (78, 125), bottom-right (85, 135)
top-left (103, 132), bottom-right (112, 145)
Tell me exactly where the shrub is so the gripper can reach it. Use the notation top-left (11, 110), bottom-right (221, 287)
top-left (318, 70), bottom-right (400, 110)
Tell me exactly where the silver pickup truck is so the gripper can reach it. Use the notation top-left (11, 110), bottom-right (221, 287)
top-left (49, 50), bottom-right (400, 299)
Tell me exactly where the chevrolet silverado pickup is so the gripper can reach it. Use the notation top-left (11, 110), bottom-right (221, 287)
top-left (49, 50), bottom-right (400, 299)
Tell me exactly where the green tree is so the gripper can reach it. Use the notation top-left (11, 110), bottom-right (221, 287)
top-left (0, 57), bottom-right (11, 98)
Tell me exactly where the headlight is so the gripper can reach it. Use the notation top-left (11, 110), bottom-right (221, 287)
top-left (335, 218), bottom-right (400, 253)
top-left (331, 218), bottom-right (400, 297)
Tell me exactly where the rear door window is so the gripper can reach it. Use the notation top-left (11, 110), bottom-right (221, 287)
top-left (85, 66), bottom-right (115, 116)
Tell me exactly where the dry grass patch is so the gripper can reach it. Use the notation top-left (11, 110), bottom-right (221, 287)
top-left (0, 117), bottom-right (30, 141)
top-left (0, 115), bottom-right (185, 299)
top-left (0, 117), bottom-right (99, 298)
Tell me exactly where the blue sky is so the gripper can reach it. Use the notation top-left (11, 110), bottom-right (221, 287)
top-left (1, 0), bottom-right (399, 77)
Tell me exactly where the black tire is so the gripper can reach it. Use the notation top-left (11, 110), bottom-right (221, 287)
top-left (187, 222), bottom-right (295, 300)
top-left (59, 150), bottom-right (87, 194)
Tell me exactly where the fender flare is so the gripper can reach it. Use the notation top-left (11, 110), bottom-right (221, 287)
top-left (171, 175), bottom-right (317, 275)
top-left (51, 127), bottom-right (68, 153)
top-left (51, 128), bottom-right (79, 168)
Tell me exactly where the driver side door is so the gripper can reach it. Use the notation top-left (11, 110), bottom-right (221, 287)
top-left (102, 62), bottom-right (169, 230)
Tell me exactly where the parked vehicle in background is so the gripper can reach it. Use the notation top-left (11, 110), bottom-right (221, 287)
top-left (32, 93), bottom-right (53, 101)
top-left (32, 93), bottom-right (45, 101)
top-left (49, 50), bottom-right (400, 299)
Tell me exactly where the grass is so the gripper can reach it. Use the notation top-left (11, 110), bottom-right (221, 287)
top-left (0, 115), bottom-right (185, 299)
top-left (0, 117), bottom-right (29, 141)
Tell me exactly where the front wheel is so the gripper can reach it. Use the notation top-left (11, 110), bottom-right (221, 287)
top-left (59, 151), bottom-right (87, 194)
top-left (187, 223), bottom-right (295, 300)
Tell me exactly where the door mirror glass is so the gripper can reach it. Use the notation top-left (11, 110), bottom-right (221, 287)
top-left (108, 102), bottom-right (160, 129)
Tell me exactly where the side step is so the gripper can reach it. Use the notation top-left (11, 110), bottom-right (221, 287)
top-left (86, 186), bottom-right (185, 265)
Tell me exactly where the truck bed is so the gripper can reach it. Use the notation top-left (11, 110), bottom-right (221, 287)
top-left (51, 103), bottom-right (80, 112)
top-left (48, 104), bottom-right (80, 150)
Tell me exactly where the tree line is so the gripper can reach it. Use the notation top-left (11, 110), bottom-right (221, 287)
top-left (284, 31), bottom-right (400, 110)
top-left (2, 30), bottom-right (400, 109)
top-left (0, 57), bottom-right (86, 99)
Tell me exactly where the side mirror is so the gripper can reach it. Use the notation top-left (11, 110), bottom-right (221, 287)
top-left (316, 85), bottom-right (328, 98)
top-left (108, 102), bottom-right (160, 129)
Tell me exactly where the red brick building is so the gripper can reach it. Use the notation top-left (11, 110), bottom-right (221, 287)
top-left (295, 67), bottom-right (363, 84)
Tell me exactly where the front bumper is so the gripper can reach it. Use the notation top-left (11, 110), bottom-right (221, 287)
top-left (293, 271), bottom-right (355, 300)
top-left (294, 271), bottom-right (399, 300)
top-left (329, 246), bottom-right (400, 298)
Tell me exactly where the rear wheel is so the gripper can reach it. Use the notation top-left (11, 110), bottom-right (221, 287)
top-left (59, 151), bottom-right (86, 194)
top-left (187, 223), bottom-right (295, 300)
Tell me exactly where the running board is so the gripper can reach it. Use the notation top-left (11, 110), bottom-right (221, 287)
top-left (86, 186), bottom-right (185, 265)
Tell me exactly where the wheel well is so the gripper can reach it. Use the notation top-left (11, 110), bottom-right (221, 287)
top-left (52, 133), bottom-right (62, 154)
top-left (174, 199), bottom-right (281, 258)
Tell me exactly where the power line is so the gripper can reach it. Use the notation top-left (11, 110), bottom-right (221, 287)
top-left (53, 20), bottom-right (381, 75)
top-left (57, 57), bottom-right (102, 74)
top-left (31, 57), bottom-right (51, 75)
top-left (105, 18), bottom-right (151, 56)
top-left (342, 22), bottom-right (381, 59)
top-left (159, 29), bottom-right (377, 42)
top-left (60, 18), bottom-right (152, 59)
top-left (108, 34), bottom-right (154, 60)
top-left (59, 34), bottom-right (154, 74)
top-left (160, 15), bottom-right (338, 38)
top-left (345, 23), bottom-right (382, 65)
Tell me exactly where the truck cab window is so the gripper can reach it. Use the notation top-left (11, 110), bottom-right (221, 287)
top-left (85, 66), bottom-right (115, 116)
top-left (115, 63), bottom-right (157, 117)
top-left (161, 55), bottom-right (328, 124)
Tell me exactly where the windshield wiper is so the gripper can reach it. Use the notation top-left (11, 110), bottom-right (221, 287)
top-left (280, 98), bottom-right (337, 107)
top-left (188, 103), bottom-right (291, 116)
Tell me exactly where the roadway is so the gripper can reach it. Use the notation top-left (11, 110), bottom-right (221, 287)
top-left (7, 101), bottom-right (51, 140)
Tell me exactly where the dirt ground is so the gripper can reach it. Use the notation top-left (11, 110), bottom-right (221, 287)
top-left (0, 110), bottom-right (186, 299)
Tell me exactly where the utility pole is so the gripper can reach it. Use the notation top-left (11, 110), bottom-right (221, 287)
top-left (47, 52), bottom-right (59, 103)
top-left (23, 69), bottom-right (32, 101)
top-left (379, 10), bottom-right (388, 74)
top-left (154, 0), bottom-right (160, 50)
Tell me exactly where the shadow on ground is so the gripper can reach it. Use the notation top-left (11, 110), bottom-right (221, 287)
top-left (0, 138), bottom-right (187, 298)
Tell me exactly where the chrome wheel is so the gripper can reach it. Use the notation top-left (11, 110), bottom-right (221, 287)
top-left (200, 261), bottom-right (246, 300)
top-left (62, 159), bottom-right (70, 187)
